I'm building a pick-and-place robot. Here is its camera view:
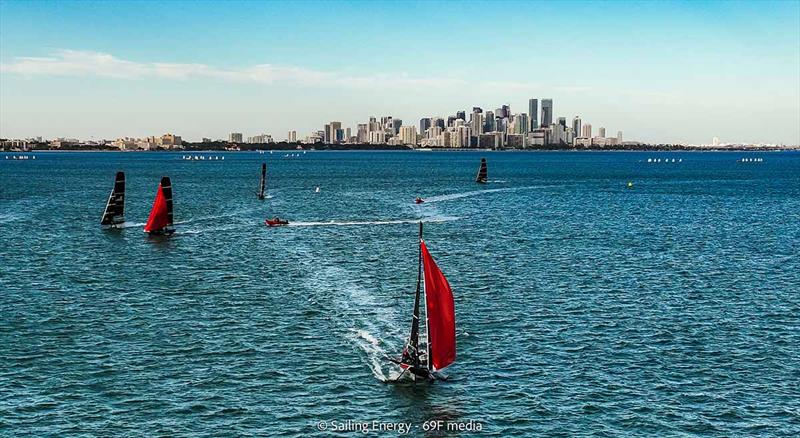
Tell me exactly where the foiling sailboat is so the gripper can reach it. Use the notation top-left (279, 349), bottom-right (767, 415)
top-left (475, 158), bottom-right (488, 183)
top-left (257, 163), bottom-right (267, 200)
top-left (144, 176), bottom-right (175, 236)
top-left (388, 222), bottom-right (456, 382)
top-left (100, 171), bottom-right (125, 229)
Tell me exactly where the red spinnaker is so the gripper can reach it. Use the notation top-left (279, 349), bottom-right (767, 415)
top-left (144, 184), bottom-right (169, 233)
top-left (421, 241), bottom-right (456, 370)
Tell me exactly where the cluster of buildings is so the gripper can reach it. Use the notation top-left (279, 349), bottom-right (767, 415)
top-left (290, 98), bottom-right (630, 148)
top-left (111, 133), bottom-right (183, 150)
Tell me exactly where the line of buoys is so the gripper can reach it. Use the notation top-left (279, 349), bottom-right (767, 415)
top-left (646, 158), bottom-right (682, 163)
top-left (4, 154), bottom-right (35, 160)
top-left (181, 155), bottom-right (224, 161)
top-left (738, 157), bottom-right (763, 163)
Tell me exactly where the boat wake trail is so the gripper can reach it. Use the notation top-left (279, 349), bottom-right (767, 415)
top-left (174, 208), bottom-right (257, 225)
top-left (421, 186), bottom-right (538, 204)
top-left (302, 264), bottom-right (403, 382)
top-left (289, 216), bottom-right (459, 227)
top-left (118, 221), bottom-right (146, 229)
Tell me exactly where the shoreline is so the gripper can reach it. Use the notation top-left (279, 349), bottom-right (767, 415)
top-left (4, 146), bottom-right (797, 153)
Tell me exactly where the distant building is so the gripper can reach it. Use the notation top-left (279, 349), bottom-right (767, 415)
top-left (202, 137), bottom-right (212, 143)
top-left (617, 131), bottom-right (623, 143)
top-left (541, 99), bottom-right (553, 127)
top-left (471, 112), bottom-right (485, 135)
top-left (581, 123), bottom-right (592, 138)
top-left (161, 133), bottom-right (182, 147)
top-left (599, 127), bottom-right (606, 138)
top-left (229, 132), bottom-right (243, 143)
top-left (288, 130), bottom-right (297, 142)
top-left (325, 122), bottom-right (342, 143)
top-left (420, 118), bottom-right (431, 135)
top-left (513, 113), bottom-right (529, 135)
top-left (399, 126), bottom-right (417, 145)
top-left (712, 136), bottom-right (720, 146)
top-left (368, 130), bottom-right (386, 144)
top-left (528, 99), bottom-right (539, 130)
top-left (573, 117), bottom-right (581, 137)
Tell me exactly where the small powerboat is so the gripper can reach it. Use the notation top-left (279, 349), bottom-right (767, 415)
top-left (265, 217), bottom-right (289, 227)
top-left (415, 197), bottom-right (425, 204)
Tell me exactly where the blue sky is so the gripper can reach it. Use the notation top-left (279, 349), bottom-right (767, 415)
top-left (1, 0), bottom-right (798, 144)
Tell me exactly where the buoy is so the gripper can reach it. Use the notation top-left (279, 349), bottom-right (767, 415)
top-left (315, 187), bottom-right (320, 193)
top-left (627, 182), bottom-right (634, 188)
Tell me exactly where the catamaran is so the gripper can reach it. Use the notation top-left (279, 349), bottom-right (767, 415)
top-left (388, 222), bottom-right (455, 382)
top-left (257, 163), bottom-right (267, 200)
top-left (100, 171), bottom-right (125, 229)
top-left (144, 176), bottom-right (175, 236)
top-left (475, 158), bottom-right (488, 183)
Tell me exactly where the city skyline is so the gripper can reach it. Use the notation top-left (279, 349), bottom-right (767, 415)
top-left (1, 1), bottom-right (799, 145)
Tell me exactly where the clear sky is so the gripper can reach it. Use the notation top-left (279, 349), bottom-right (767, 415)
top-left (1, 0), bottom-right (798, 144)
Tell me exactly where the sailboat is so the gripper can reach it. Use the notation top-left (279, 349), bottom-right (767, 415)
top-left (475, 158), bottom-right (488, 183)
top-left (100, 171), bottom-right (125, 229)
top-left (257, 163), bottom-right (267, 200)
top-left (389, 222), bottom-right (456, 382)
top-left (144, 176), bottom-right (175, 235)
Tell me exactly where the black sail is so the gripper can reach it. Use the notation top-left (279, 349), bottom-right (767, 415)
top-left (475, 158), bottom-right (488, 183)
top-left (101, 171), bottom-right (125, 226)
top-left (258, 163), bottom-right (267, 199)
top-left (161, 176), bottom-right (174, 227)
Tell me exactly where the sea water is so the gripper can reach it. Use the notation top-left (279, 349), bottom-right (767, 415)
top-left (1, 150), bottom-right (799, 435)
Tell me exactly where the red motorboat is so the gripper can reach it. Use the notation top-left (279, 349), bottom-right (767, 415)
top-left (265, 217), bottom-right (289, 227)
top-left (415, 197), bottom-right (425, 204)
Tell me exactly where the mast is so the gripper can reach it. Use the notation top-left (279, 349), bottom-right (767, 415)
top-left (402, 222), bottom-right (424, 368)
top-left (422, 222), bottom-right (432, 371)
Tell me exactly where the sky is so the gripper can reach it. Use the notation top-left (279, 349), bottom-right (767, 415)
top-left (1, 0), bottom-right (799, 145)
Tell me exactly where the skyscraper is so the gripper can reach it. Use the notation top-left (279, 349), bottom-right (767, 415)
top-left (456, 110), bottom-right (466, 121)
top-left (420, 118), bottom-right (431, 134)
top-left (528, 99), bottom-right (539, 130)
top-left (392, 119), bottom-right (402, 135)
top-left (484, 111), bottom-right (495, 132)
top-left (541, 99), bottom-right (553, 127)
top-left (229, 132), bottom-right (243, 143)
top-left (572, 116), bottom-right (581, 137)
top-left (581, 123), bottom-right (592, 138)
top-left (399, 126), bottom-right (417, 145)
top-left (599, 127), bottom-right (606, 138)
top-left (557, 117), bottom-right (566, 129)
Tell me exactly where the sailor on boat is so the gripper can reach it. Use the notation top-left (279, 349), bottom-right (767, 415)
top-left (415, 197), bottom-right (425, 204)
top-left (387, 222), bottom-right (456, 383)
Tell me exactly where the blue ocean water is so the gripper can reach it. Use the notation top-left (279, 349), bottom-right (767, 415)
top-left (1, 150), bottom-right (799, 436)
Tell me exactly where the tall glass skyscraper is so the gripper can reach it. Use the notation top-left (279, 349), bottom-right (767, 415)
top-left (541, 99), bottom-right (553, 127)
top-left (528, 99), bottom-right (538, 130)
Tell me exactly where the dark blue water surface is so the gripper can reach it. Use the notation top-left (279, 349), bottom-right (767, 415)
top-left (1, 150), bottom-right (799, 436)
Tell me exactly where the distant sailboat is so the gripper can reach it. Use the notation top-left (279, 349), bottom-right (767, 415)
top-left (257, 163), bottom-right (267, 200)
top-left (100, 171), bottom-right (125, 229)
top-left (475, 158), bottom-right (488, 183)
top-left (388, 222), bottom-right (456, 382)
top-left (144, 176), bottom-right (175, 235)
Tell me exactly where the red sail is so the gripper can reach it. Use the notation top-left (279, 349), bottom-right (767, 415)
top-left (421, 241), bottom-right (456, 371)
top-left (144, 184), bottom-right (169, 232)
